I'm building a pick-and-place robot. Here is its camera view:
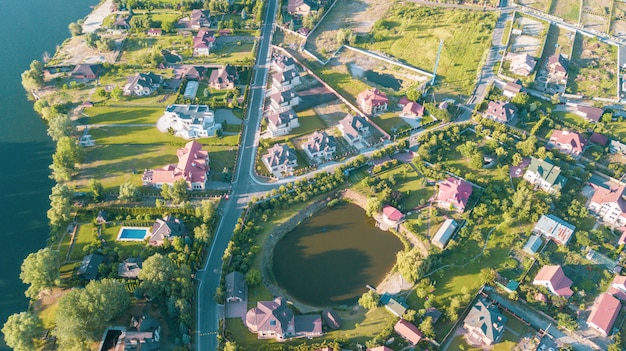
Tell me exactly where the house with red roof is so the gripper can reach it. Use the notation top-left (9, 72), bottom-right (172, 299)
top-left (302, 131), bottom-right (336, 162)
top-left (142, 141), bottom-right (210, 190)
top-left (575, 105), bottom-right (603, 123)
top-left (193, 29), bottom-right (215, 56)
top-left (590, 132), bottom-right (609, 146)
top-left (503, 82), bottom-right (522, 98)
top-left (484, 101), bottom-right (516, 123)
top-left (587, 184), bottom-right (626, 226)
top-left (147, 28), bottom-right (162, 36)
top-left (367, 347), bottom-right (394, 351)
top-left (547, 130), bottom-right (587, 159)
top-left (609, 275), bottom-right (626, 301)
top-left (547, 53), bottom-right (568, 84)
top-left (71, 64), bottom-right (102, 80)
top-left (436, 177), bottom-right (473, 212)
top-left (358, 88), bottom-right (389, 115)
top-left (190, 9), bottom-right (211, 29)
top-left (532, 265), bottom-right (573, 297)
top-left (263, 143), bottom-right (298, 176)
top-left (267, 109), bottom-right (299, 137)
top-left (382, 205), bottom-right (404, 229)
top-left (400, 102), bottom-right (424, 119)
top-left (397, 96), bottom-right (410, 107)
top-left (245, 297), bottom-right (322, 340)
top-left (393, 319), bottom-right (423, 346)
top-left (208, 65), bottom-right (238, 90)
top-left (587, 293), bottom-right (621, 336)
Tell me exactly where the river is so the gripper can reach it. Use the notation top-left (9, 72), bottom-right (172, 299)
top-left (0, 0), bottom-right (97, 348)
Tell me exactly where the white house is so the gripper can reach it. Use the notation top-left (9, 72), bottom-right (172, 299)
top-left (272, 69), bottom-right (301, 91)
top-left (123, 72), bottom-right (164, 96)
top-left (523, 157), bottom-right (567, 194)
top-left (587, 184), bottom-right (626, 226)
top-left (267, 109), bottom-right (299, 137)
top-left (270, 89), bottom-right (299, 112)
top-left (301, 131), bottom-right (336, 162)
top-left (338, 114), bottom-right (369, 147)
top-left (262, 143), bottom-right (298, 176)
top-left (161, 104), bottom-right (221, 139)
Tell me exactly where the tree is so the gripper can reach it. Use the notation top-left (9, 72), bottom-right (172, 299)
top-left (47, 114), bottom-right (73, 142)
top-left (50, 136), bottom-right (82, 182)
top-left (608, 333), bottom-right (622, 351)
top-left (470, 153), bottom-right (484, 170)
top-left (358, 290), bottom-right (379, 310)
top-left (246, 269), bottom-right (261, 287)
top-left (68, 22), bottom-right (82, 36)
top-left (419, 316), bottom-right (435, 338)
top-left (118, 182), bottom-right (139, 202)
top-left (456, 141), bottom-right (478, 159)
top-left (196, 199), bottom-right (215, 223)
top-left (138, 253), bottom-right (179, 299)
top-left (406, 89), bottom-right (421, 102)
top-left (224, 341), bottom-right (239, 351)
top-left (47, 183), bottom-right (73, 228)
top-left (479, 267), bottom-right (496, 284)
top-left (403, 309), bottom-right (417, 322)
top-left (516, 136), bottom-right (537, 157)
top-left (170, 179), bottom-right (189, 204)
top-left (193, 223), bottom-right (211, 244)
top-left (21, 60), bottom-right (45, 92)
top-left (2, 312), bottom-right (43, 351)
top-left (53, 279), bottom-right (130, 349)
top-left (111, 87), bottom-right (124, 100)
top-left (511, 92), bottom-right (529, 107)
top-left (20, 248), bottom-right (60, 299)
top-left (84, 32), bottom-right (100, 48)
top-left (89, 179), bottom-right (104, 202)
top-left (162, 18), bottom-right (176, 33)
top-left (365, 197), bottom-right (381, 217)
top-left (396, 248), bottom-right (428, 284)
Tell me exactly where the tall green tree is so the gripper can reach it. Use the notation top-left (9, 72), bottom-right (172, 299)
top-left (195, 199), bottom-right (215, 223)
top-left (50, 136), bottom-right (82, 182)
top-left (2, 312), bottom-right (43, 351)
top-left (193, 223), bottom-right (211, 244)
top-left (358, 290), bottom-right (379, 310)
top-left (170, 179), bottom-right (189, 204)
top-left (138, 253), bottom-right (178, 299)
top-left (47, 114), bottom-right (73, 142)
top-left (21, 60), bottom-right (44, 92)
top-left (20, 248), bottom-right (60, 299)
top-left (47, 183), bottom-right (73, 228)
top-left (68, 22), bottom-right (82, 36)
top-left (89, 178), bottom-right (104, 202)
top-left (118, 181), bottom-right (139, 201)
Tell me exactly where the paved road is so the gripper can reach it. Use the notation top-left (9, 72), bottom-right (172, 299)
top-left (194, 0), bottom-right (278, 350)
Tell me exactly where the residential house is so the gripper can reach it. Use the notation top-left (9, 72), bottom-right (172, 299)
top-left (149, 215), bottom-right (185, 246)
top-left (463, 298), bottom-right (507, 346)
top-left (484, 101), bottom-right (516, 123)
top-left (547, 130), bottom-right (587, 159)
top-left (338, 114), bottom-right (370, 146)
top-left (436, 177), bottom-right (473, 212)
top-left (575, 105), bottom-right (603, 123)
top-left (146, 28), bottom-right (162, 36)
top-left (587, 184), bottom-right (626, 226)
top-left (158, 104), bottom-right (220, 139)
top-left (523, 157), bottom-right (567, 194)
top-left (587, 293), bottom-right (621, 336)
top-left (523, 234), bottom-right (543, 255)
top-left (190, 9), bottom-right (211, 29)
top-left (272, 55), bottom-right (296, 72)
top-left (321, 308), bottom-right (341, 330)
top-left (400, 102), bottom-right (424, 119)
top-left (71, 63), bottom-right (101, 80)
top-left (262, 143), bottom-right (298, 175)
top-left (77, 254), bottom-right (104, 280)
top-left (394, 319), bottom-right (423, 346)
top-left (533, 265), bottom-right (574, 297)
top-left (590, 132), bottom-right (609, 146)
top-left (272, 69), bottom-right (301, 91)
top-left (112, 15), bottom-right (131, 30)
top-left (382, 205), bottom-right (405, 229)
top-left (245, 297), bottom-right (321, 340)
top-left (503, 82), bottom-right (522, 98)
top-left (267, 109), bottom-right (299, 137)
top-left (208, 65), bottom-right (238, 90)
top-left (610, 140), bottom-right (626, 154)
top-left (225, 271), bottom-right (247, 302)
top-left (547, 53), bottom-right (568, 83)
top-left (431, 218), bottom-right (458, 249)
top-left (182, 65), bottom-right (208, 81)
top-left (367, 347), bottom-right (394, 351)
top-left (505, 53), bottom-right (536, 76)
top-left (609, 275), bottom-right (626, 301)
top-left (123, 72), bottom-right (164, 96)
top-left (118, 258), bottom-right (142, 279)
top-left (382, 295), bottom-right (407, 317)
top-left (358, 88), bottom-right (389, 115)
top-left (193, 29), bottom-right (215, 56)
top-left (142, 140), bottom-right (210, 190)
top-left (297, 27), bottom-right (311, 36)
top-left (287, 0), bottom-right (314, 15)
top-left (532, 214), bottom-right (576, 245)
top-left (270, 89), bottom-right (300, 111)
top-left (123, 316), bottom-right (161, 351)
top-left (302, 131), bottom-right (336, 161)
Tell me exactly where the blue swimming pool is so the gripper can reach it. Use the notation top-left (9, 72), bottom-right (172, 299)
top-left (117, 227), bottom-right (150, 241)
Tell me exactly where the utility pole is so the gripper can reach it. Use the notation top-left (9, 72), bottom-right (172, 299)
top-left (431, 39), bottom-right (444, 87)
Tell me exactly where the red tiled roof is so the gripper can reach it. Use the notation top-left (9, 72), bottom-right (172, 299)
top-left (437, 177), bottom-right (473, 211)
top-left (533, 265), bottom-right (573, 297)
top-left (590, 132), bottom-right (609, 146)
top-left (394, 319), bottom-right (423, 345)
top-left (576, 105), bottom-right (603, 122)
top-left (398, 97), bottom-right (410, 106)
top-left (587, 293), bottom-right (621, 335)
top-left (590, 185), bottom-right (626, 215)
top-left (367, 347), bottom-right (394, 351)
top-left (150, 141), bottom-right (209, 186)
top-left (358, 88), bottom-right (389, 107)
top-left (485, 101), bottom-right (516, 122)
top-left (383, 205), bottom-right (404, 221)
top-left (548, 130), bottom-right (587, 155)
top-left (193, 29), bottom-right (215, 49)
top-left (402, 102), bottom-right (424, 117)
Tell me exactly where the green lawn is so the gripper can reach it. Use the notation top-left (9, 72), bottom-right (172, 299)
top-left (370, 112), bottom-right (411, 135)
top-left (310, 63), bottom-right (371, 104)
top-left (83, 106), bottom-right (164, 125)
top-left (358, 5), bottom-right (497, 96)
top-left (287, 108), bottom-right (327, 137)
top-left (552, 111), bottom-right (588, 128)
top-left (200, 41), bottom-right (255, 65)
top-left (375, 164), bottom-right (435, 210)
top-left (567, 33), bottom-right (618, 99)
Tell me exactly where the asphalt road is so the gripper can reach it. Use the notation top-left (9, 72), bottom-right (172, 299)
top-left (194, 0), bottom-right (278, 349)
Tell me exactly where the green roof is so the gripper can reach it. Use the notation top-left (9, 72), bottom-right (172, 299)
top-left (528, 157), bottom-right (566, 189)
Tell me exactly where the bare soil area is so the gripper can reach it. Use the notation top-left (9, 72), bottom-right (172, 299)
top-left (307, 0), bottom-right (393, 57)
top-left (510, 16), bottom-right (546, 56)
top-left (313, 100), bottom-right (351, 126)
top-left (516, 0), bottom-right (551, 13)
top-left (581, 12), bottom-right (610, 33)
top-left (49, 33), bottom-right (122, 66)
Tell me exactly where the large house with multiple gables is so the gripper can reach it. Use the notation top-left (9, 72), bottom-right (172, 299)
top-left (262, 143), bottom-right (298, 175)
top-left (358, 88), bottom-right (389, 116)
top-left (302, 131), bottom-right (336, 162)
top-left (267, 109), bottom-right (299, 137)
top-left (523, 157), bottom-right (567, 194)
top-left (142, 140), bottom-right (210, 190)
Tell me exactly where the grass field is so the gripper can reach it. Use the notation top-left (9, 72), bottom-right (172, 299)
top-left (566, 33), bottom-right (618, 99)
top-left (358, 5), bottom-right (497, 96)
top-left (550, 0), bottom-right (581, 23)
top-left (83, 106), bottom-right (164, 125)
top-left (370, 112), bottom-right (411, 135)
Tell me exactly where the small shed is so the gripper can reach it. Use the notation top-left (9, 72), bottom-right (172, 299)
top-left (523, 234), bottom-right (543, 255)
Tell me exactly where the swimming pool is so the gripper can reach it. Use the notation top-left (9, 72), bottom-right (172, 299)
top-left (117, 227), bottom-right (150, 241)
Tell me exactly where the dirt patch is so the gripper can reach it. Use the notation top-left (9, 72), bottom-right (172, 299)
top-left (337, 49), bottom-right (430, 86)
top-left (510, 16), bottom-right (546, 56)
top-left (296, 84), bottom-right (337, 111)
top-left (581, 12), bottom-right (609, 33)
top-left (49, 33), bottom-right (122, 66)
top-left (313, 100), bottom-right (351, 126)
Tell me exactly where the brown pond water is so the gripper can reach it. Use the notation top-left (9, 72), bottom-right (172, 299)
top-left (272, 202), bottom-right (403, 307)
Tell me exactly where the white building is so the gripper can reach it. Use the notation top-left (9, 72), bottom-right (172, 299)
top-left (301, 131), bottom-right (336, 162)
top-left (587, 185), bottom-right (626, 226)
top-left (262, 143), bottom-right (298, 176)
top-left (161, 104), bottom-right (221, 139)
top-left (267, 109), bottom-right (299, 137)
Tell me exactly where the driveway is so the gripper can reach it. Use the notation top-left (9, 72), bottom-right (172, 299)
top-left (82, 0), bottom-right (114, 34)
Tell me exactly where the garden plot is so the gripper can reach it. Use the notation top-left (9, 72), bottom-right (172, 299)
top-left (508, 16), bottom-right (547, 56)
top-left (566, 33), bottom-right (618, 99)
top-left (516, 0), bottom-right (551, 13)
top-left (610, 2), bottom-right (626, 41)
top-left (550, 0), bottom-right (581, 23)
top-left (306, 0), bottom-right (393, 58)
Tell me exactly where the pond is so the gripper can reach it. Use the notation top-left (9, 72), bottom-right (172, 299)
top-left (272, 202), bottom-right (404, 307)
top-left (365, 70), bottom-right (403, 91)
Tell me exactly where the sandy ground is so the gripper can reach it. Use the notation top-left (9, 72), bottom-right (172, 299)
top-left (82, 0), bottom-right (115, 34)
top-left (510, 17), bottom-right (545, 56)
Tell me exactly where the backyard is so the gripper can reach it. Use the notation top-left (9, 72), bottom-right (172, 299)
top-left (566, 33), bottom-right (618, 99)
